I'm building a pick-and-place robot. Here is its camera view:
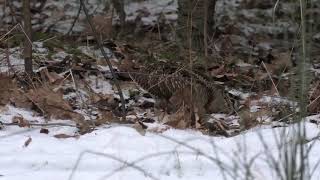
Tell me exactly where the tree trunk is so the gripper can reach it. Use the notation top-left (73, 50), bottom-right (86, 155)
top-left (112, 0), bottom-right (126, 30)
top-left (23, 0), bottom-right (33, 75)
top-left (177, 0), bottom-right (216, 54)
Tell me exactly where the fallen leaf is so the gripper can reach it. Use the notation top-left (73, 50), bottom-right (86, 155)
top-left (39, 68), bottom-right (63, 84)
top-left (132, 122), bottom-right (146, 136)
top-left (163, 106), bottom-right (189, 129)
top-left (12, 116), bottom-right (30, 128)
top-left (26, 87), bottom-right (88, 129)
top-left (147, 125), bottom-right (170, 133)
top-left (95, 111), bottom-right (117, 125)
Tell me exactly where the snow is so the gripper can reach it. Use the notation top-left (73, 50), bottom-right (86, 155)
top-left (78, 46), bottom-right (113, 61)
top-left (0, 1), bottom-right (320, 178)
top-left (29, 0), bottom-right (178, 33)
top-left (0, 47), bottom-right (24, 73)
top-left (125, 0), bottom-right (178, 25)
top-left (85, 75), bottom-right (114, 95)
top-left (1, 106), bottom-right (320, 180)
top-left (51, 51), bottom-right (69, 62)
top-left (227, 89), bottom-right (252, 100)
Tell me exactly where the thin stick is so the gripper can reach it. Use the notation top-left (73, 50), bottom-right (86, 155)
top-left (203, 0), bottom-right (208, 57)
top-left (308, 82), bottom-right (320, 108)
top-left (69, 69), bottom-right (87, 111)
top-left (0, 23), bottom-right (33, 46)
top-left (0, 24), bottom-right (20, 42)
top-left (79, 0), bottom-right (126, 120)
top-left (69, 150), bottom-right (159, 180)
top-left (261, 61), bottom-right (280, 96)
top-left (66, 2), bottom-right (82, 35)
top-left (5, 42), bottom-right (13, 75)
top-left (1, 121), bottom-right (77, 127)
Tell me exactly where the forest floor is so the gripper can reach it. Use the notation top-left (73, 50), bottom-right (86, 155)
top-left (1, 0), bottom-right (320, 179)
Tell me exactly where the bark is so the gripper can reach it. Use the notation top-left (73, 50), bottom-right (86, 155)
top-left (111, 0), bottom-right (126, 28)
top-left (177, 0), bottom-right (216, 53)
top-left (23, 0), bottom-right (33, 75)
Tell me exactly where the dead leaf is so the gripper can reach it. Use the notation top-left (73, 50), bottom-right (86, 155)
top-left (238, 107), bottom-right (258, 130)
top-left (0, 105), bottom-right (8, 113)
top-left (26, 87), bottom-right (88, 129)
top-left (84, 14), bottom-right (113, 39)
top-left (39, 68), bottom-right (63, 84)
top-left (0, 75), bottom-right (26, 106)
top-left (23, 137), bottom-right (32, 147)
top-left (264, 52), bottom-right (292, 75)
top-left (132, 122), bottom-right (146, 136)
top-left (95, 111), bottom-right (117, 125)
top-left (147, 125), bottom-right (170, 133)
top-left (12, 116), bottom-right (30, 128)
top-left (163, 106), bottom-right (189, 129)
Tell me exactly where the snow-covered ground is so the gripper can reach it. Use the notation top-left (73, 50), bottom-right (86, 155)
top-left (1, 106), bottom-right (320, 180)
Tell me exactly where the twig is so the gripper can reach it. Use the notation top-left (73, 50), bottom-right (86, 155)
top-left (5, 42), bottom-right (14, 75)
top-left (308, 82), bottom-right (320, 108)
top-left (0, 23), bottom-right (33, 46)
top-left (5, 0), bottom-right (18, 25)
top-left (156, 133), bottom-right (234, 177)
top-left (79, 0), bottom-right (126, 120)
top-left (68, 150), bottom-right (159, 180)
top-left (0, 121), bottom-right (77, 127)
top-left (261, 61), bottom-right (280, 96)
top-left (304, 134), bottom-right (320, 144)
top-left (272, 0), bottom-right (280, 23)
top-left (0, 24), bottom-right (20, 42)
top-left (69, 69), bottom-right (85, 110)
top-left (203, 0), bottom-right (208, 57)
top-left (66, 2), bottom-right (82, 35)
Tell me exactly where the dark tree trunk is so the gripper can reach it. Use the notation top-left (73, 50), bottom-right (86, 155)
top-left (177, 0), bottom-right (216, 54)
top-left (23, 0), bottom-right (33, 75)
top-left (112, 0), bottom-right (126, 29)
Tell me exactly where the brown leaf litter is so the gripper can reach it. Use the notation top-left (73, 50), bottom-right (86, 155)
top-left (0, 74), bottom-right (91, 133)
top-left (12, 115), bottom-right (31, 128)
top-left (0, 75), bottom-right (25, 106)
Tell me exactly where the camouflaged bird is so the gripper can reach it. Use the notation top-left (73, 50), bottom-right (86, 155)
top-left (119, 58), bottom-right (237, 128)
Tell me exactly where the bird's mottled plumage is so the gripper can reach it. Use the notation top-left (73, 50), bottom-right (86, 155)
top-left (124, 60), bottom-right (235, 116)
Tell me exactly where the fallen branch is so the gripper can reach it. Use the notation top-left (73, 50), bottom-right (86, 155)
top-left (0, 121), bottom-right (77, 127)
top-left (261, 61), bottom-right (280, 96)
top-left (79, 0), bottom-right (126, 120)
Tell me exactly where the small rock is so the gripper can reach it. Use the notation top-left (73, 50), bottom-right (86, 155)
top-left (40, 128), bottom-right (49, 134)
